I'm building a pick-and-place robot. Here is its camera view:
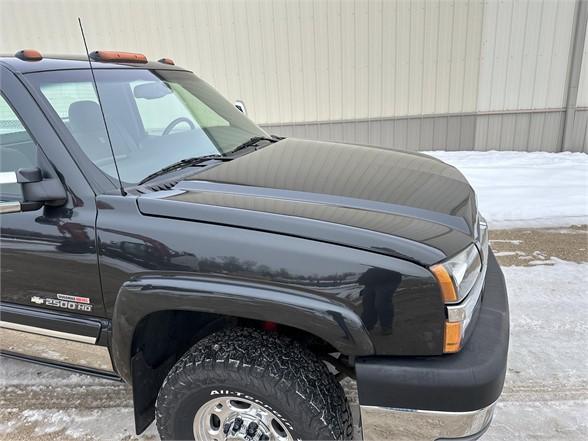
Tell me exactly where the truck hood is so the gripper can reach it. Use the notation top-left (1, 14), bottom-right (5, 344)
top-left (137, 138), bottom-right (477, 265)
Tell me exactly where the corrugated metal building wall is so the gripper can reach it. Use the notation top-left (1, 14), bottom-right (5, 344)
top-left (1, 0), bottom-right (586, 152)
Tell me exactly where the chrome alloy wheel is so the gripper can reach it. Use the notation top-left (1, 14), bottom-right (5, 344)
top-left (193, 396), bottom-right (294, 441)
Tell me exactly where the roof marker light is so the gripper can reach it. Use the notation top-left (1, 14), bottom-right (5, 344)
top-left (15, 49), bottom-right (43, 61)
top-left (90, 51), bottom-right (147, 63)
top-left (158, 58), bottom-right (175, 65)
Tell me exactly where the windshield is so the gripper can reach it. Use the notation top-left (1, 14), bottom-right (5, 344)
top-left (26, 69), bottom-right (267, 184)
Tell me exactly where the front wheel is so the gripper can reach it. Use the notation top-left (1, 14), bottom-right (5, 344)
top-left (155, 327), bottom-right (353, 440)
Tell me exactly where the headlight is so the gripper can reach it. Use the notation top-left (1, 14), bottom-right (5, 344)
top-left (430, 244), bottom-right (482, 304)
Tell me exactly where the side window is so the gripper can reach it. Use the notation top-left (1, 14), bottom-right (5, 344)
top-left (0, 94), bottom-right (37, 201)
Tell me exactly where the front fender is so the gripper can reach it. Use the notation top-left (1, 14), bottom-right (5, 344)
top-left (111, 274), bottom-right (375, 382)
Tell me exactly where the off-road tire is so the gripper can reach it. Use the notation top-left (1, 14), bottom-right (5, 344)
top-left (155, 327), bottom-right (353, 440)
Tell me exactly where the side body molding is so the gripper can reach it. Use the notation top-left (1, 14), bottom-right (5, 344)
top-left (111, 274), bottom-right (375, 383)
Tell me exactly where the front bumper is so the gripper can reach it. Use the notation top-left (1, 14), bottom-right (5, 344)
top-left (357, 251), bottom-right (509, 440)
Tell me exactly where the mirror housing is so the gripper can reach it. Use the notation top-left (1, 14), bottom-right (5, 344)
top-left (234, 100), bottom-right (247, 115)
top-left (0, 167), bottom-right (66, 214)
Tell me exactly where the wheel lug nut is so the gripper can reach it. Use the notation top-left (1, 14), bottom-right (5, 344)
top-left (246, 422), bottom-right (259, 436)
top-left (232, 417), bottom-right (243, 432)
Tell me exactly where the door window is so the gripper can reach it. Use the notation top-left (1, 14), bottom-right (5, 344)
top-left (0, 94), bottom-right (37, 201)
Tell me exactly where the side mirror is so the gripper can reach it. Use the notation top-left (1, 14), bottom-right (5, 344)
top-left (0, 167), bottom-right (66, 214)
top-left (234, 100), bottom-right (247, 115)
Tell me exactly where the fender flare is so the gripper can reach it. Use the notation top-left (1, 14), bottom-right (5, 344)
top-left (111, 274), bottom-right (375, 383)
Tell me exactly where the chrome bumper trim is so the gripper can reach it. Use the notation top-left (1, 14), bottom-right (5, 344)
top-left (360, 402), bottom-right (495, 441)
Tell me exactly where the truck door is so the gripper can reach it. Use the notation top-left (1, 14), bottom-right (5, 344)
top-left (0, 67), bottom-right (113, 374)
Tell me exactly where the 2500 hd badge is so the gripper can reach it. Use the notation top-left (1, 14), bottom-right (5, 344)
top-left (30, 294), bottom-right (93, 312)
top-left (0, 50), bottom-right (509, 441)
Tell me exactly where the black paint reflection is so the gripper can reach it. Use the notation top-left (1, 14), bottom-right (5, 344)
top-left (359, 268), bottom-right (402, 334)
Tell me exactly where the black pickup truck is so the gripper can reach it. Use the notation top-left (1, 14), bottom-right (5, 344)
top-left (0, 50), bottom-right (509, 441)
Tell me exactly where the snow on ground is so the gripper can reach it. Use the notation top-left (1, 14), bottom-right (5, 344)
top-left (424, 151), bottom-right (588, 229)
top-left (483, 259), bottom-right (588, 441)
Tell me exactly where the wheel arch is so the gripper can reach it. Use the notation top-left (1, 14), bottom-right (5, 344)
top-left (110, 274), bottom-right (374, 434)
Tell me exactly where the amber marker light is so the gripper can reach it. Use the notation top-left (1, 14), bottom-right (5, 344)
top-left (15, 49), bottom-right (43, 61)
top-left (443, 321), bottom-right (463, 353)
top-left (90, 51), bottom-right (148, 63)
top-left (430, 264), bottom-right (458, 303)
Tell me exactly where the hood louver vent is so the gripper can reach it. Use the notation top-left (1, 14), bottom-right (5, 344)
top-left (137, 179), bottom-right (181, 194)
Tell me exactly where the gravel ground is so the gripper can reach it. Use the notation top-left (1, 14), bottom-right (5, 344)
top-left (1, 227), bottom-right (587, 440)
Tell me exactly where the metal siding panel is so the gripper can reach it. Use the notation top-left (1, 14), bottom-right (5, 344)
top-left (314, 1), bottom-right (331, 123)
top-left (532, 0), bottom-right (559, 110)
top-left (446, 115), bottom-right (462, 151)
top-left (340, 1), bottom-right (356, 121)
top-left (519, 1), bottom-right (544, 110)
top-left (463, 0), bottom-right (485, 113)
top-left (448, 0), bottom-right (469, 113)
top-left (432, 116), bottom-right (449, 150)
top-left (421, 0), bottom-right (440, 115)
top-left (408, 1), bottom-right (425, 116)
top-left (548, 1), bottom-right (577, 109)
top-left (299, 0), bottom-right (317, 123)
top-left (489, 0), bottom-right (514, 111)
top-left (367, 0), bottom-right (383, 134)
top-left (272, 1), bottom-right (293, 124)
top-left (460, 115), bottom-right (477, 149)
top-left (499, 114), bottom-right (517, 149)
top-left (513, 112), bottom-right (532, 150)
top-left (0, 0), bottom-right (582, 152)
top-left (355, 1), bottom-right (370, 123)
top-left (486, 114), bottom-right (503, 150)
top-left (395, 1), bottom-right (412, 116)
top-left (434, 0), bottom-right (454, 115)
top-left (474, 115), bottom-right (489, 150)
top-left (570, 110), bottom-right (588, 151)
top-left (577, 25), bottom-right (588, 107)
top-left (406, 118), bottom-right (422, 151)
top-left (419, 116), bottom-right (436, 150)
top-left (264, 0), bottom-right (285, 125)
top-left (327, 0), bottom-right (343, 122)
top-left (393, 119), bottom-right (409, 150)
top-left (503, 0), bottom-right (528, 110)
top-left (380, 0), bottom-right (397, 118)
top-left (476, 0), bottom-right (498, 112)
top-left (528, 112), bottom-right (546, 150)
top-left (380, 119), bottom-right (395, 149)
top-left (288, 0), bottom-right (305, 123)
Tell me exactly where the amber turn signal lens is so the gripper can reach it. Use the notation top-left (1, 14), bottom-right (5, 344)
top-left (443, 321), bottom-right (462, 353)
top-left (431, 264), bottom-right (458, 302)
top-left (15, 49), bottom-right (43, 61)
top-left (90, 51), bottom-right (148, 63)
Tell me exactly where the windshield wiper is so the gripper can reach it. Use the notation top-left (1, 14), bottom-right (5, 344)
top-left (227, 136), bottom-right (278, 155)
top-left (139, 154), bottom-right (226, 185)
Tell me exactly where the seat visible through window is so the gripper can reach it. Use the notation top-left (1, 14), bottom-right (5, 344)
top-left (0, 94), bottom-right (37, 201)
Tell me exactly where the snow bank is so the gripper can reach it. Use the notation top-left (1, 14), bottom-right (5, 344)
top-left (424, 151), bottom-right (588, 229)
